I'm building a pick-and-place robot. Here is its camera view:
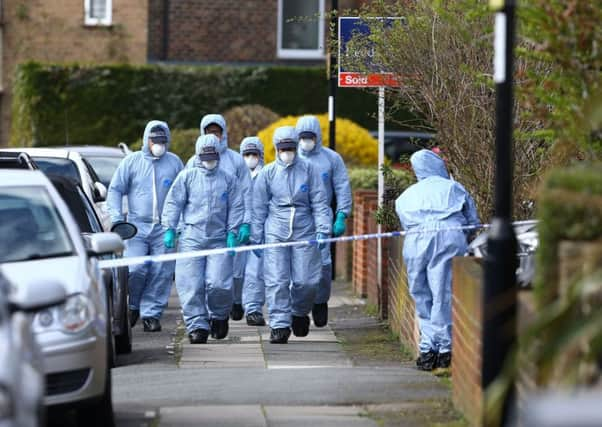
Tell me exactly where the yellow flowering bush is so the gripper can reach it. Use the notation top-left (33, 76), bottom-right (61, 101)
top-left (257, 114), bottom-right (377, 165)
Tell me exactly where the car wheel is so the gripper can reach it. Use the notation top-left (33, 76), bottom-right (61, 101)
top-left (76, 358), bottom-right (115, 427)
top-left (115, 273), bottom-right (132, 354)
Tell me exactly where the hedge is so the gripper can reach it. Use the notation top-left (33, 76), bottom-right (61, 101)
top-left (348, 167), bottom-right (413, 192)
top-left (10, 62), bottom-right (417, 148)
top-left (535, 164), bottom-right (602, 307)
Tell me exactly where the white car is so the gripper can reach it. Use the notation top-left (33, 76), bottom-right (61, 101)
top-left (0, 272), bottom-right (66, 427)
top-left (2, 148), bottom-right (112, 230)
top-left (0, 170), bottom-right (123, 427)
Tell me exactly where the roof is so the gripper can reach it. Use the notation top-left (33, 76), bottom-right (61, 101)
top-left (65, 146), bottom-right (126, 157)
top-left (0, 170), bottom-right (51, 186)
top-left (1, 147), bottom-right (71, 159)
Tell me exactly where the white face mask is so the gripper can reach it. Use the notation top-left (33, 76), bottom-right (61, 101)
top-left (244, 155), bottom-right (259, 170)
top-left (279, 151), bottom-right (295, 165)
top-left (299, 138), bottom-right (316, 152)
top-left (202, 160), bottom-right (218, 170)
top-left (150, 143), bottom-right (166, 157)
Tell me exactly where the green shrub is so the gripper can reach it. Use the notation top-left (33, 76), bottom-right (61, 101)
top-left (349, 168), bottom-right (378, 190)
top-left (10, 62), bottom-right (417, 148)
top-left (223, 104), bottom-right (280, 153)
top-left (535, 164), bottom-right (602, 307)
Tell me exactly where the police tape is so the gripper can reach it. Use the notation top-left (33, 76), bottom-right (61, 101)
top-left (97, 220), bottom-right (537, 270)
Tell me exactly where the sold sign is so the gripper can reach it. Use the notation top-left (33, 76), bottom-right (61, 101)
top-left (338, 17), bottom-right (402, 88)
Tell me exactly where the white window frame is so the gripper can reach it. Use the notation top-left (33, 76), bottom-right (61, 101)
top-left (84, 0), bottom-right (112, 26)
top-left (277, 0), bottom-right (325, 59)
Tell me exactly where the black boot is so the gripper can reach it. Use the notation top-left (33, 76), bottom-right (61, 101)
top-left (129, 309), bottom-right (139, 327)
top-left (210, 318), bottom-right (229, 340)
top-left (292, 315), bottom-right (310, 337)
top-left (188, 328), bottom-right (209, 344)
top-left (312, 303), bottom-right (328, 327)
top-left (436, 352), bottom-right (452, 369)
top-left (142, 317), bottom-right (161, 332)
top-left (416, 350), bottom-right (438, 371)
top-left (246, 312), bottom-right (266, 326)
top-left (230, 303), bottom-right (244, 321)
top-left (269, 327), bottom-right (291, 344)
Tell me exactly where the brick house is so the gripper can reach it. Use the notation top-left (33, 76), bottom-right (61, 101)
top-left (0, 0), bottom-right (365, 146)
top-left (147, 0), bottom-right (364, 64)
top-left (0, 0), bottom-right (148, 146)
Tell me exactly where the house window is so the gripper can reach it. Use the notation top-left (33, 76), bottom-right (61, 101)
top-left (277, 0), bottom-right (325, 59)
top-left (84, 0), bottom-right (112, 26)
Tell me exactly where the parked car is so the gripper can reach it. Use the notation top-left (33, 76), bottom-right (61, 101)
top-left (48, 174), bottom-right (136, 356)
top-left (67, 146), bottom-right (127, 188)
top-left (2, 148), bottom-right (111, 230)
top-left (0, 271), bottom-right (67, 427)
top-left (0, 169), bottom-right (123, 426)
top-left (467, 221), bottom-right (538, 288)
top-left (0, 151), bottom-right (39, 171)
top-left (369, 130), bottom-right (436, 164)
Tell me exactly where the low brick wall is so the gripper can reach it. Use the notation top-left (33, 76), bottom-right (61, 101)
top-left (451, 257), bottom-right (484, 427)
top-left (387, 236), bottom-right (420, 354)
top-left (334, 239), bottom-right (353, 282)
top-left (352, 190), bottom-right (378, 298)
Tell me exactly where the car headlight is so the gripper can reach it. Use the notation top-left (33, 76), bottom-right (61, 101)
top-left (58, 294), bottom-right (95, 333)
top-left (0, 385), bottom-right (14, 419)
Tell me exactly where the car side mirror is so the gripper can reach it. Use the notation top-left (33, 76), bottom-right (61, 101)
top-left (9, 279), bottom-right (67, 314)
top-left (87, 232), bottom-right (124, 257)
top-left (110, 221), bottom-right (137, 240)
top-left (94, 182), bottom-right (108, 202)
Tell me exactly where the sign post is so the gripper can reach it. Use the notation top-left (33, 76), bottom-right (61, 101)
top-left (338, 16), bottom-right (401, 301)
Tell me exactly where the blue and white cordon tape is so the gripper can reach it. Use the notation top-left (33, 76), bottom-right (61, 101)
top-left (97, 220), bottom-right (537, 270)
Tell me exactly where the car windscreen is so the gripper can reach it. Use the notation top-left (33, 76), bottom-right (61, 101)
top-left (0, 187), bottom-right (75, 263)
top-left (85, 156), bottom-right (123, 187)
top-left (32, 157), bottom-right (81, 184)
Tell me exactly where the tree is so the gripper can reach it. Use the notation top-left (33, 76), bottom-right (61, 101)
top-left (340, 0), bottom-right (600, 220)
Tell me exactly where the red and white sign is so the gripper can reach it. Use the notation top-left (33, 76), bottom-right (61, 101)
top-left (338, 72), bottom-right (400, 87)
top-left (338, 17), bottom-right (403, 88)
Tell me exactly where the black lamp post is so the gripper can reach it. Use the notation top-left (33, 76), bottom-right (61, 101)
top-left (482, 1), bottom-right (518, 426)
top-left (329, 0), bottom-right (338, 279)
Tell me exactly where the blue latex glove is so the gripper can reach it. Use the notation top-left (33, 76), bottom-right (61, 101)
top-left (237, 223), bottom-right (251, 244)
top-left (226, 231), bottom-right (237, 257)
top-left (332, 212), bottom-right (347, 237)
top-left (164, 229), bottom-right (176, 249)
top-left (316, 232), bottom-right (328, 250)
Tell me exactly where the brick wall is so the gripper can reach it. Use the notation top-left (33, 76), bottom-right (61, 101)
top-left (334, 237), bottom-right (353, 282)
top-left (1, 0), bottom-right (148, 146)
top-left (147, 0), bottom-right (362, 63)
top-left (387, 237), bottom-right (420, 353)
top-left (352, 190), bottom-right (377, 298)
top-left (451, 256), bottom-right (483, 427)
top-left (350, 189), bottom-right (391, 318)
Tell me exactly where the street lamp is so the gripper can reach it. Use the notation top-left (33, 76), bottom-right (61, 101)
top-left (483, 0), bottom-right (518, 426)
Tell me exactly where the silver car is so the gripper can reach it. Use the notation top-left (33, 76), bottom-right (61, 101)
top-left (2, 148), bottom-right (112, 230)
top-left (0, 170), bottom-right (123, 426)
top-left (0, 272), bottom-right (66, 427)
top-left (467, 221), bottom-right (538, 288)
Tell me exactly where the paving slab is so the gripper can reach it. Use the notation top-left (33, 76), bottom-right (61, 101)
top-left (264, 406), bottom-right (377, 427)
top-left (112, 367), bottom-right (447, 408)
top-left (262, 326), bottom-right (352, 368)
top-left (159, 405), bottom-right (267, 427)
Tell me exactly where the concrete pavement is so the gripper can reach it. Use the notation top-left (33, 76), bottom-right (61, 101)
top-left (50, 281), bottom-right (458, 426)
